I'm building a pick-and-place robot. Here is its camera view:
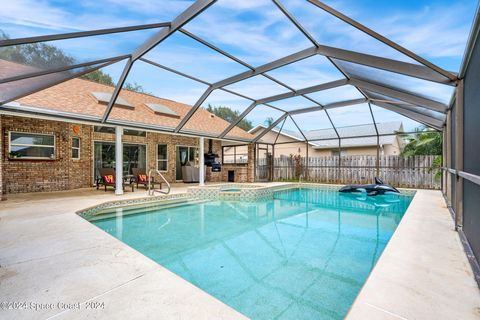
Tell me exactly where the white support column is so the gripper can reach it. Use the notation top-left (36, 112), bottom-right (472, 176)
top-left (199, 137), bottom-right (205, 186)
top-left (115, 126), bottom-right (124, 195)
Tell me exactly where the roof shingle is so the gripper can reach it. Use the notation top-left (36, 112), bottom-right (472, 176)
top-left (6, 73), bottom-right (253, 139)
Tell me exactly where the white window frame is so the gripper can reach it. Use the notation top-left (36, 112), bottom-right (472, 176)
top-left (8, 131), bottom-right (56, 160)
top-left (72, 137), bottom-right (80, 160)
top-left (157, 144), bottom-right (168, 172)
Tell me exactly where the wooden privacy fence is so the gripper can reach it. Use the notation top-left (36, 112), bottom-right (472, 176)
top-left (257, 155), bottom-right (441, 189)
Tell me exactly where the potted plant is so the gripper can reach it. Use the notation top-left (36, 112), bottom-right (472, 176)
top-left (8, 151), bottom-right (21, 159)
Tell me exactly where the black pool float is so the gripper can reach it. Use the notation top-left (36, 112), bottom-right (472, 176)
top-left (339, 177), bottom-right (399, 196)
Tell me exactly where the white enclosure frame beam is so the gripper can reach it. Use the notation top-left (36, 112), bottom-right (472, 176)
top-left (102, 0), bottom-right (217, 123)
top-left (318, 46), bottom-right (456, 85)
top-left (0, 23), bottom-right (171, 47)
top-left (174, 46), bottom-right (318, 132)
top-left (0, 0), bottom-right (457, 145)
top-left (252, 114), bottom-right (288, 143)
top-left (0, 55), bottom-right (129, 84)
top-left (349, 78), bottom-right (448, 113)
top-left (371, 101), bottom-right (444, 130)
top-left (257, 79), bottom-right (348, 105)
top-left (1, 59), bottom-right (121, 105)
top-left (307, 0), bottom-right (457, 81)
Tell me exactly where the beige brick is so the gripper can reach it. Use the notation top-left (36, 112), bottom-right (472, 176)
top-left (1, 115), bottom-right (256, 195)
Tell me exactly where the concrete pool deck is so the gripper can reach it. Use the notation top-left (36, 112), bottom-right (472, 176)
top-left (347, 190), bottom-right (480, 320)
top-left (0, 184), bottom-right (479, 319)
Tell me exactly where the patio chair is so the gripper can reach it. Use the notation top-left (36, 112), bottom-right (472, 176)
top-left (132, 168), bottom-right (162, 190)
top-left (96, 168), bottom-right (134, 192)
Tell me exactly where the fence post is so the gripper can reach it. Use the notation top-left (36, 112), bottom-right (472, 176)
top-left (271, 154), bottom-right (439, 189)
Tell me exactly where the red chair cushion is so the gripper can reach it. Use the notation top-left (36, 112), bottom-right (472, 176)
top-left (138, 174), bottom-right (147, 182)
top-left (103, 175), bottom-right (115, 184)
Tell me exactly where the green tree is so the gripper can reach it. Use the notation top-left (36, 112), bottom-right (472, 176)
top-left (123, 81), bottom-right (151, 95)
top-left (400, 127), bottom-right (443, 179)
top-left (265, 117), bottom-right (274, 127)
top-left (401, 128), bottom-right (442, 156)
top-left (205, 104), bottom-right (253, 131)
top-left (0, 31), bottom-right (74, 69)
top-left (80, 70), bottom-right (114, 86)
top-left (1, 30), bottom-right (147, 94)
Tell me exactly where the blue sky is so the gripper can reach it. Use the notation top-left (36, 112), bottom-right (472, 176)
top-left (0, 0), bottom-right (477, 133)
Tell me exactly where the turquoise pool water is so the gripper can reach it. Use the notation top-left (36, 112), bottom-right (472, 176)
top-left (89, 187), bottom-right (413, 319)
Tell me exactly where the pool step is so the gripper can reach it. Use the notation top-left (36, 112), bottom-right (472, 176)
top-left (87, 198), bottom-right (207, 221)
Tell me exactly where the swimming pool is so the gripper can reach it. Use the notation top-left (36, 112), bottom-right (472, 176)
top-left (86, 187), bottom-right (413, 319)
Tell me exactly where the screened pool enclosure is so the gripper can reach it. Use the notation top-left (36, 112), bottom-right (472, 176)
top-left (0, 0), bottom-right (479, 278)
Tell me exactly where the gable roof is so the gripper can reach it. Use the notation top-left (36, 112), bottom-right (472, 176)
top-left (0, 59), bottom-right (253, 140)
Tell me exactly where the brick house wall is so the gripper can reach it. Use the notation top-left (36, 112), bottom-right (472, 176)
top-left (209, 144), bottom-right (255, 183)
top-left (1, 115), bottom-right (255, 195)
top-left (92, 130), bottom-right (223, 183)
top-left (1, 115), bottom-right (93, 194)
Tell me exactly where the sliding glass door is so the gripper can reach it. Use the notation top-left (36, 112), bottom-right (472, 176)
top-left (94, 142), bottom-right (146, 180)
top-left (175, 146), bottom-right (199, 181)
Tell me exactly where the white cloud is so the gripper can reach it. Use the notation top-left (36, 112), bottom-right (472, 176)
top-left (0, 0), bottom-right (80, 32)
top-left (0, 0), bottom-right (189, 37)
top-left (377, 5), bottom-right (472, 59)
top-left (1, 0), bottom-right (471, 125)
top-left (98, 0), bottom-right (193, 17)
top-left (282, 0), bottom-right (474, 67)
top-left (224, 75), bottom-right (291, 100)
top-left (184, 0), bottom-right (312, 65)
top-left (215, 0), bottom-right (271, 10)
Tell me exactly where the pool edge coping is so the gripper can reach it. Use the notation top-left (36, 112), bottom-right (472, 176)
top-left (77, 182), bottom-right (416, 219)
top-left (345, 189), bottom-right (480, 319)
top-left (74, 182), bottom-right (418, 319)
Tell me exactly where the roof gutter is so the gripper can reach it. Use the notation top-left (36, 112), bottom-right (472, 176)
top-left (0, 103), bottom-right (253, 144)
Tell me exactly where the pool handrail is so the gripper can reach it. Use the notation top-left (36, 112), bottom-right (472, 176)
top-left (148, 169), bottom-right (171, 196)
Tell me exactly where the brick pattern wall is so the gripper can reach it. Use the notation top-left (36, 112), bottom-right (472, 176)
top-left (93, 131), bottom-right (213, 183)
top-left (248, 143), bottom-right (255, 182)
top-left (69, 123), bottom-right (93, 189)
top-left (205, 139), bottom-right (223, 183)
top-left (1, 115), bottom-right (253, 195)
top-left (213, 144), bottom-right (255, 183)
top-left (1, 116), bottom-right (93, 194)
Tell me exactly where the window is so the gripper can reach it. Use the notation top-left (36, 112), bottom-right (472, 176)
top-left (222, 145), bottom-right (248, 164)
top-left (175, 146), bottom-right (199, 180)
top-left (94, 142), bottom-right (146, 178)
top-left (124, 129), bottom-right (146, 137)
top-left (94, 126), bottom-right (146, 137)
top-left (72, 137), bottom-right (80, 159)
top-left (157, 144), bottom-right (168, 171)
top-left (94, 126), bottom-right (115, 134)
top-left (9, 132), bottom-right (55, 159)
